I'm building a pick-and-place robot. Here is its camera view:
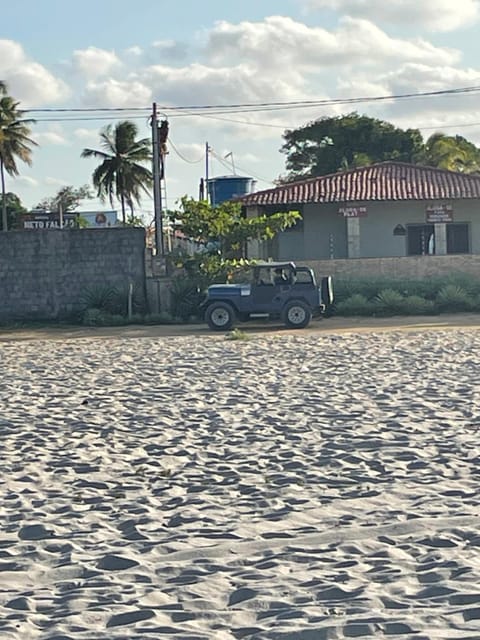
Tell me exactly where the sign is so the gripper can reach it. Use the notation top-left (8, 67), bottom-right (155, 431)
top-left (22, 213), bottom-right (77, 229)
top-left (338, 206), bottom-right (368, 218)
top-left (426, 204), bottom-right (453, 223)
top-left (21, 210), bottom-right (118, 230)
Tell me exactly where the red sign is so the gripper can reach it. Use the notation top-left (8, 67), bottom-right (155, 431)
top-left (338, 206), bottom-right (368, 218)
top-left (426, 204), bottom-right (453, 223)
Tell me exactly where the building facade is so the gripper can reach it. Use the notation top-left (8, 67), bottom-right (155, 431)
top-left (241, 162), bottom-right (480, 261)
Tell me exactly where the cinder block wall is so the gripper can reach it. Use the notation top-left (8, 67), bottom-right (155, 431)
top-left (0, 228), bottom-right (146, 321)
top-left (306, 255), bottom-right (480, 281)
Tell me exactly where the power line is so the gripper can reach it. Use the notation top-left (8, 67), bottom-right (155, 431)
top-left (26, 83), bottom-right (480, 116)
top-left (168, 138), bottom-right (204, 164)
top-left (209, 149), bottom-right (276, 185)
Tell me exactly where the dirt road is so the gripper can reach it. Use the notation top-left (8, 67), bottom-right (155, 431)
top-left (1, 313), bottom-right (480, 342)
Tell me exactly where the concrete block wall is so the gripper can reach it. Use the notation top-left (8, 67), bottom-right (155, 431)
top-left (305, 254), bottom-right (480, 281)
top-left (0, 228), bottom-right (146, 321)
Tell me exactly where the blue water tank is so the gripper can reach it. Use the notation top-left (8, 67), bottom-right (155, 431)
top-left (208, 175), bottom-right (256, 206)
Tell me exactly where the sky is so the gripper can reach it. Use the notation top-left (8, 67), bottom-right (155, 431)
top-left (2, 0), bottom-right (480, 221)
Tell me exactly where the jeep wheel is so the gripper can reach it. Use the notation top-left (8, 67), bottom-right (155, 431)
top-left (282, 300), bottom-right (312, 329)
top-left (205, 302), bottom-right (236, 331)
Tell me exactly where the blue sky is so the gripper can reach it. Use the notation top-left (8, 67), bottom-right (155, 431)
top-left (2, 0), bottom-right (480, 219)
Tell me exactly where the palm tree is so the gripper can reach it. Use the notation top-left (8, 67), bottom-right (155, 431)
top-left (418, 132), bottom-right (480, 173)
top-left (81, 121), bottom-right (152, 224)
top-left (0, 81), bottom-right (7, 95)
top-left (0, 93), bottom-right (37, 231)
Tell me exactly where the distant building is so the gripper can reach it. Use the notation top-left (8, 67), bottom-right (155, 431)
top-left (240, 162), bottom-right (480, 260)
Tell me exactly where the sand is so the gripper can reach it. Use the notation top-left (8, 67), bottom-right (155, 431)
top-left (1, 326), bottom-right (480, 639)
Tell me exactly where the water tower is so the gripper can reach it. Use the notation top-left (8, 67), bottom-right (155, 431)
top-left (207, 175), bottom-right (256, 206)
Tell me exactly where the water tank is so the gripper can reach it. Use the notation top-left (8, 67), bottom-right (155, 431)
top-left (208, 175), bottom-right (256, 206)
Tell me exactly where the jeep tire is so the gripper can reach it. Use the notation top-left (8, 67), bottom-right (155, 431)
top-left (205, 302), bottom-right (236, 331)
top-left (282, 300), bottom-right (312, 329)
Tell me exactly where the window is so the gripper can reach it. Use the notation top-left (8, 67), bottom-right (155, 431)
top-left (447, 223), bottom-right (469, 254)
top-left (407, 225), bottom-right (435, 256)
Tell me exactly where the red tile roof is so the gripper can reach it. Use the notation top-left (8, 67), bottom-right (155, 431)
top-left (240, 162), bottom-right (480, 206)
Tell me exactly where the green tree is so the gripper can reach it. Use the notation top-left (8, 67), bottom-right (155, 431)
top-left (3, 192), bottom-right (27, 229)
top-left (81, 120), bottom-right (152, 225)
top-left (169, 197), bottom-right (301, 260)
top-left (0, 81), bottom-right (7, 95)
top-left (35, 184), bottom-right (93, 213)
top-left (0, 91), bottom-right (37, 231)
top-left (416, 133), bottom-right (480, 173)
top-left (281, 112), bottom-right (423, 180)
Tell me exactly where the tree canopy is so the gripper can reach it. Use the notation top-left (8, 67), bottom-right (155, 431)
top-left (3, 192), bottom-right (27, 229)
top-left (169, 197), bottom-right (300, 261)
top-left (0, 88), bottom-right (37, 231)
top-left (81, 120), bottom-right (152, 225)
top-left (280, 112), bottom-right (480, 180)
top-left (418, 133), bottom-right (480, 173)
top-left (35, 184), bottom-right (93, 213)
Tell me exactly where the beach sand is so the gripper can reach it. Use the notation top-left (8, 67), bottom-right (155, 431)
top-left (1, 325), bottom-right (480, 639)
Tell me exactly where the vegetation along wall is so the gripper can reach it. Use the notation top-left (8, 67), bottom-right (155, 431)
top-left (0, 228), bottom-right (146, 322)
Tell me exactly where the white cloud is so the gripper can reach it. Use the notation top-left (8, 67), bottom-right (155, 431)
top-left (72, 46), bottom-right (121, 79)
top-left (205, 16), bottom-right (459, 70)
top-left (35, 132), bottom-right (68, 145)
top-left (73, 128), bottom-right (100, 143)
top-left (14, 176), bottom-right (40, 188)
top-left (142, 62), bottom-right (306, 107)
top-left (152, 39), bottom-right (188, 61)
top-left (304, 0), bottom-right (479, 32)
top-left (44, 177), bottom-right (69, 186)
top-left (0, 39), bottom-right (70, 106)
top-left (82, 78), bottom-right (151, 107)
top-left (124, 45), bottom-right (143, 57)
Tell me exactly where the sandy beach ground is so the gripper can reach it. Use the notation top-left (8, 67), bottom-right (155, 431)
top-left (1, 317), bottom-right (480, 639)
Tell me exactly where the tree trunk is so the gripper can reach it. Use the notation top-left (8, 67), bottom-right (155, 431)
top-left (120, 193), bottom-right (126, 225)
top-left (1, 157), bottom-right (7, 232)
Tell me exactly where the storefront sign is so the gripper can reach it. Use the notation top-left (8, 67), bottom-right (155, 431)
top-left (426, 204), bottom-right (453, 223)
top-left (338, 206), bottom-right (368, 218)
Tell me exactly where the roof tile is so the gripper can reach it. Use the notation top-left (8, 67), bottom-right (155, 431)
top-left (240, 162), bottom-right (480, 206)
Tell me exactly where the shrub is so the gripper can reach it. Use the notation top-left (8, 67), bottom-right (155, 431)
top-left (82, 308), bottom-right (106, 326)
top-left (80, 285), bottom-right (117, 313)
top-left (436, 285), bottom-right (473, 312)
top-left (374, 289), bottom-right (406, 315)
top-left (402, 295), bottom-right (436, 315)
top-left (169, 276), bottom-right (205, 321)
top-left (335, 294), bottom-right (375, 316)
top-left (79, 282), bottom-right (144, 317)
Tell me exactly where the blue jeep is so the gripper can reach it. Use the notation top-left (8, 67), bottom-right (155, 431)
top-left (204, 262), bottom-right (333, 331)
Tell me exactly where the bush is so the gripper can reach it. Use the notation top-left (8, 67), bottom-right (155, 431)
top-left (82, 308), bottom-right (106, 326)
top-left (402, 295), bottom-right (436, 315)
top-left (80, 285), bottom-right (117, 313)
top-left (436, 285), bottom-right (473, 312)
top-left (335, 294), bottom-right (375, 316)
top-left (374, 289), bottom-right (405, 315)
top-left (169, 276), bottom-right (205, 321)
top-left (79, 282), bottom-right (144, 317)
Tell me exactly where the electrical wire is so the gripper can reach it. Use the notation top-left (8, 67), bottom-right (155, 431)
top-left (209, 149), bottom-right (276, 185)
top-left (168, 138), bottom-right (204, 164)
top-left (26, 83), bottom-right (480, 115)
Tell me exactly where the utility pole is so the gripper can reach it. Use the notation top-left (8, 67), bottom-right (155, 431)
top-left (205, 142), bottom-right (210, 204)
top-left (151, 102), bottom-right (164, 255)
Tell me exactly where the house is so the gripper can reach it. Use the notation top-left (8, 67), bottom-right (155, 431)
top-left (241, 162), bottom-right (480, 262)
